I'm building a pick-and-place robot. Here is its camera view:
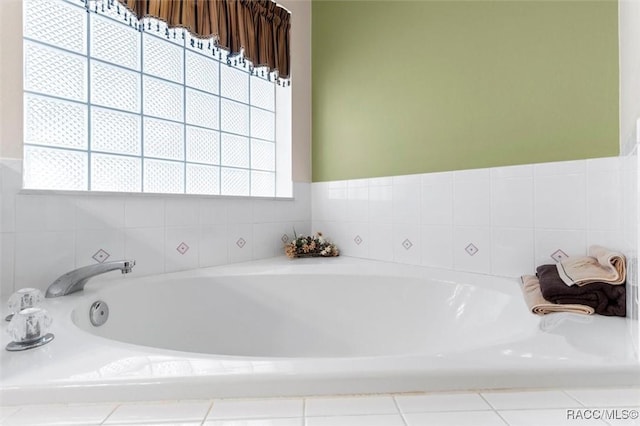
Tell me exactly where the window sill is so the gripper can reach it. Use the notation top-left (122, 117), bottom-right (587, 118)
top-left (17, 188), bottom-right (295, 201)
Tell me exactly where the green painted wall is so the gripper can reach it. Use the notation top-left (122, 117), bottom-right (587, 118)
top-left (312, 0), bottom-right (619, 182)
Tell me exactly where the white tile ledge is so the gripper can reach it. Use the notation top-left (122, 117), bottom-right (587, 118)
top-left (16, 188), bottom-right (296, 201)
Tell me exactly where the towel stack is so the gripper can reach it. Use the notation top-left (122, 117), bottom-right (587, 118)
top-left (520, 245), bottom-right (626, 317)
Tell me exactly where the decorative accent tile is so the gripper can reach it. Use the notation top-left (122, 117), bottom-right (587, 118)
top-left (236, 237), bottom-right (247, 248)
top-left (551, 249), bottom-right (569, 262)
top-left (176, 242), bottom-right (189, 254)
top-left (281, 234), bottom-right (289, 244)
top-left (465, 243), bottom-right (479, 256)
top-left (402, 239), bottom-right (413, 250)
top-left (354, 235), bottom-right (363, 245)
top-left (92, 249), bottom-right (110, 263)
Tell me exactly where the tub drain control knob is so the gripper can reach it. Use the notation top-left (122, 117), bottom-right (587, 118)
top-left (5, 288), bottom-right (43, 321)
top-left (6, 307), bottom-right (54, 351)
top-left (90, 300), bottom-right (109, 327)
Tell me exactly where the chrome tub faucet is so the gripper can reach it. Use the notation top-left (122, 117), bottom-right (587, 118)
top-left (45, 260), bottom-right (135, 298)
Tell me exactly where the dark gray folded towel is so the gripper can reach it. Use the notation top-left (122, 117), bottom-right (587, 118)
top-left (536, 264), bottom-right (626, 317)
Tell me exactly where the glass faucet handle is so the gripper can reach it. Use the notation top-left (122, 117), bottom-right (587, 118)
top-left (7, 307), bottom-right (52, 344)
top-left (6, 288), bottom-right (44, 321)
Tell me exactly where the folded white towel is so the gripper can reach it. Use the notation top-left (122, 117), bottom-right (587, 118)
top-left (556, 245), bottom-right (626, 286)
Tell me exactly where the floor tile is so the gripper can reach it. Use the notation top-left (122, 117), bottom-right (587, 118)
top-left (205, 419), bottom-right (303, 426)
top-left (104, 401), bottom-right (211, 424)
top-left (404, 410), bottom-right (506, 426)
top-left (0, 407), bottom-right (20, 422)
top-left (110, 423), bottom-right (202, 426)
top-left (395, 392), bottom-right (491, 413)
top-left (482, 390), bottom-right (582, 410)
top-left (1, 387), bottom-right (638, 426)
top-left (1, 403), bottom-right (115, 425)
top-left (305, 414), bottom-right (405, 426)
top-left (499, 409), bottom-right (609, 425)
top-left (206, 399), bottom-right (303, 420)
top-left (305, 396), bottom-right (397, 417)
top-left (565, 388), bottom-right (640, 407)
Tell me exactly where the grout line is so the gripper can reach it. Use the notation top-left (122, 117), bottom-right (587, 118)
top-left (200, 400), bottom-right (215, 426)
top-left (560, 389), bottom-right (587, 407)
top-left (0, 406), bottom-right (22, 423)
top-left (493, 409), bottom-right (511, 426)
top-left (478, 392), bottom-right (497, 410)
top-left (451, 171), bottom-right (457, 270)
top-left (301, 397), bottom-right (307, 426)
top-left (99, 403), bottom-right (121, 425)
top-left (302, 396), bottom-right (306, 418)
top-left (531, 159), bottom-right (539, 267)
top-left (488, 170), bottom-right (493, 275)
top-left (392, 395), bottom-right (410, 426)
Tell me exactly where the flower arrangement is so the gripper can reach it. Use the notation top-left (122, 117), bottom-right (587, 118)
top-left (285, 231), bottom-right (339, 258)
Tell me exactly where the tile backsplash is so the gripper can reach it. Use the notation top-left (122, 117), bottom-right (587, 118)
top-left (621, 144), bottom-right (639, 346)
top-left (1, 155), bottom-right (635, 312)
top-left (312, 156), bottom-right (627, 278)
top-left (0, 158), bottom-right (310, 298)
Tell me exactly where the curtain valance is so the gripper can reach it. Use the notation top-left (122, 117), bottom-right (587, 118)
top-left (116, 0), bottom-right (291, 78)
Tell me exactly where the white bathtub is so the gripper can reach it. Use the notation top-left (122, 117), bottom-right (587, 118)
top-left (1, 257), bottom-right (638, 405)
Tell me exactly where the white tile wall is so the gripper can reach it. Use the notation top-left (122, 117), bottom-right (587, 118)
top-left (0, 155), bottom-right (632, 302)
top-left (490, 166), bottom-right (533, 229)
top-left (312, 157), bottom-right (627, 279)
top-left (124, 227), bottom-right (165, 276)
top-left (453, 168), bottom-right (491, 227)
top-left (393, 223), bottom-right (421, 265)
top-left (421, 225), bottom-right (453, 269)
top-left (421, 172), bottom-right (453, 225)
top-left (491, 228), bottom-right (535, 277)
top-left (75, 228), bottom-right (126, 267)
top-left (0, 233), bottom-right (15, 297)
top-left (15, 231), bottom-right (76, 290)
top-left (393, 180), bottom-right (421, 225)
top-left (452, 226), bottom-right (491, 274)
top-left (620, 145), bottom-right (639, 350)
top-left (368, 223), bottom-right (393, 262)
top-left (0, 158), bottom-right (310, 298)
top-left (75, 196), bottom-right (126, 230)
top-left (534, 172), bottom-right (586, 230)
top-left (165, 227), bottom-right (200, 272)
top-left (199, 225), bottom-right (229, 267)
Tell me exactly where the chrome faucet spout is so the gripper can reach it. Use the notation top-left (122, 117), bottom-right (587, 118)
top-left (45, 260), bottom-right (135, 298)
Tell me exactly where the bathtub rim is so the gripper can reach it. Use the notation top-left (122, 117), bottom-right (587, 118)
top-left (1, 256), bottom-right (638, 405)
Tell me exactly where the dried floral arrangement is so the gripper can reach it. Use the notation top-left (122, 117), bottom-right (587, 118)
top-left (285, 231), bottom-right (339, 258)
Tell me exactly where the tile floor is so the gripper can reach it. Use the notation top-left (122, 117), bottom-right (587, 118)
top-left (1, 387), bottom-right (639, 425)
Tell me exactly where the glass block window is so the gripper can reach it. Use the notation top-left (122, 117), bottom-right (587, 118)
top-left (22, 0), bottom-right (289, 197)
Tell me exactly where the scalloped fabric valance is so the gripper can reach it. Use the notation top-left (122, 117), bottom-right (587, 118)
top-left (116, 0), bottom-right (291, 78)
